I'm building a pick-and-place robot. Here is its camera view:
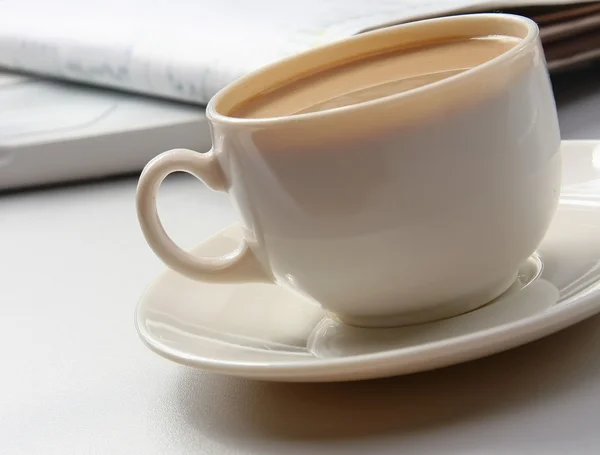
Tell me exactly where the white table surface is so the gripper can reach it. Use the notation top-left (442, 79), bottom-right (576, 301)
top-left (4, 68), bottom-right (600, 454)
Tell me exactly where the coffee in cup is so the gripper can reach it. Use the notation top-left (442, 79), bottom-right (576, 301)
top-left (230, 34), bottom-right (521, 119)
top-left (136, 14), bottom-right (561, 328)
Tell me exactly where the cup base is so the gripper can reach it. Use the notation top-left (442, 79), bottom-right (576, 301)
top-left (330, 272), bottom-right (519, 329)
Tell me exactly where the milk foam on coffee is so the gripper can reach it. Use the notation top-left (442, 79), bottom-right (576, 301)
top-left (230, 35), bottom-right (521, 119)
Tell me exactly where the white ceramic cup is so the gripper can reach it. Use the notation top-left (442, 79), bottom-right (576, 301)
top-left (136, 14), bottom-right (561, 328)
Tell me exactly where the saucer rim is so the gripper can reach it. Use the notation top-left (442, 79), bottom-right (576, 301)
top-left (135, 140), bottom-right (600, 381)
top-left (135, 238), bottom-right (600, 382)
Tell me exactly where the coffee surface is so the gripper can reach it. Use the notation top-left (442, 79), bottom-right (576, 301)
top-left (229, 35), bottom-right (521, 119)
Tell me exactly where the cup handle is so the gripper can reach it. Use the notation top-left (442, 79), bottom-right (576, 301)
top-left (136, 148), bottom-right (266, 282)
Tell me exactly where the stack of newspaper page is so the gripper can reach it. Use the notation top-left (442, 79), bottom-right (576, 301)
top-left (508, 1), bottom-right (600, 71)
top-left (0, 0), bottom-right (598, 105)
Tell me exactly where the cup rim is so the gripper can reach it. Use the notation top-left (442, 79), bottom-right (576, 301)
top-left (206, 13), bottom-right (539, 127)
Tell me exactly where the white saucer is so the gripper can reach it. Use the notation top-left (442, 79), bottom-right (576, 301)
top-left (136, 140), bottom-right (600, 382)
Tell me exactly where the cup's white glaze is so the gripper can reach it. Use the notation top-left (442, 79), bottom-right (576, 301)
top-left (136, 14), bottom-right (561, 327)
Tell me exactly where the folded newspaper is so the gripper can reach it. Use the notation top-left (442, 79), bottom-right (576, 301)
top-left (0, 0), bottom-right (596, 105)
